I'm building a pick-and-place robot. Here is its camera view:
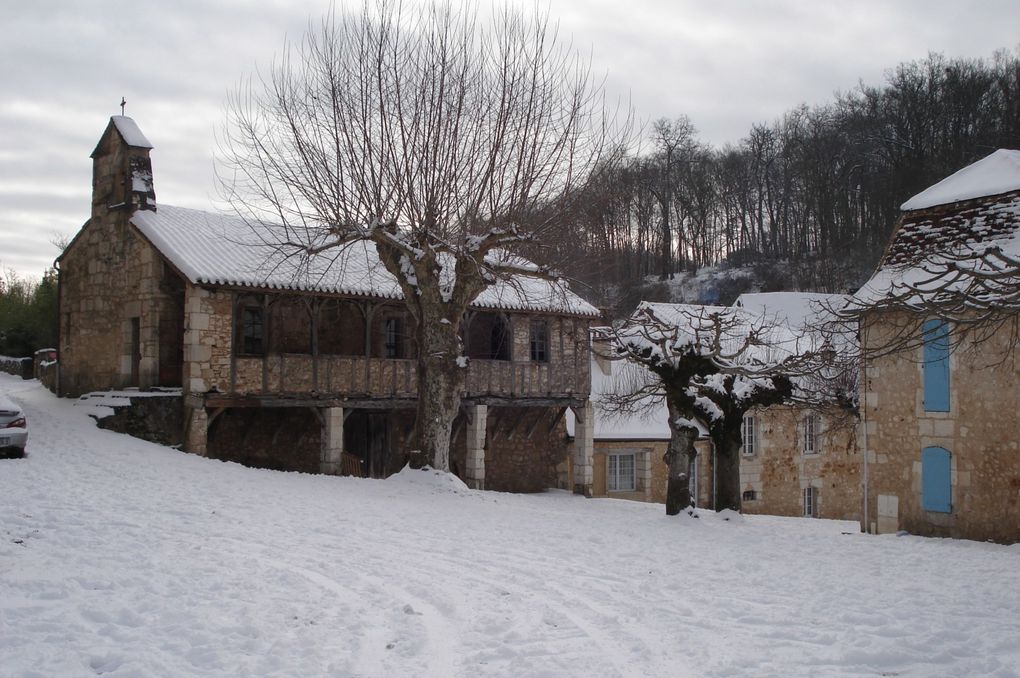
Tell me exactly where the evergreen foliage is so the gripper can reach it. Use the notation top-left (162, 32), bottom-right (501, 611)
top-left (0, 269), bottom-right (58, 357)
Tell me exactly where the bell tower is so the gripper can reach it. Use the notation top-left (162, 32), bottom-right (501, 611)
top-left (89, 115), bottom-right (156, 219)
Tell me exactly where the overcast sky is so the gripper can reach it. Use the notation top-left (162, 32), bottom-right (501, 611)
top-left (2, 0), bottom-right (1018, 277)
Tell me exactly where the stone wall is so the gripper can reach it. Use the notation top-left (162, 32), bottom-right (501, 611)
top-left (580, 439), bottom-right (714, 508)
top-left (0, 356), bottom-right (32, 379)
top-left (451, 405), bottom-right (571, 493)
top-left (183, 287), bottom-right (233, 394)
top-left (34, 349), bottom-right (57, 392)
top-left (863, 311), bottom-right (1020, 542)
top-left (94, 393), bottom-right (184, 447)
top-left (207, 407), bottom-right (321, 473)
top-left (59, 123), bottom-right (183, 397)
top-left (739, 405), bottom-right (861, 520)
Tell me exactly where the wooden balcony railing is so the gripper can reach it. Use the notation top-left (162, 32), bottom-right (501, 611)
top-left (230, 354), bottom-right (588, 399)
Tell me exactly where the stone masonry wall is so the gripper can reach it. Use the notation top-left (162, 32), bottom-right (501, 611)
top-left (582, 439), bottom-right (713, 508)
top-left (863, 311), bottom-right (1020, 542)
top-left (182, 287), bottom-right (233, 394)
top-left (60, 124), bottom-right (181, 396)
top-left (450, 406), bottom-right (570, 493)
top-left (739, 405), bottom-right (861, 521)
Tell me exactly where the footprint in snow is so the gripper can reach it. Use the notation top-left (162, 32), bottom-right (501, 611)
top-left (402, 604), bottom-right (423, 616)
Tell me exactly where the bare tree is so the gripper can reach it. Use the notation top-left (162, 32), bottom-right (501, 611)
top-left (605, 301), bottom-right (851, 514)
top-left (219, 1), bottom-right (627, 471)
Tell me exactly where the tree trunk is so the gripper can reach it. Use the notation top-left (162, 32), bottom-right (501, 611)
top-left (413, 309), bottom-right (465, 472)
top-left (713, 427), bottom-right (744, 511)
top-left (664, 424), bottom-right (699, 516)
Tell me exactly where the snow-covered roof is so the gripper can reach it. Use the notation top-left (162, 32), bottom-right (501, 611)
top-left (734, 292), bottom-right (851, 331)
top-left (588, 356), bottom-right (672, 440)
top-left (111, 116), bottom-right (153, 149)
top-left (901, 149), bottom-right (1020, 211)
top-left (131, 204), bottom-right (598, 316)
top-left (566, 351), bottom-right (708, 441)
top-left (857, 152), bottom-right (1020, 309)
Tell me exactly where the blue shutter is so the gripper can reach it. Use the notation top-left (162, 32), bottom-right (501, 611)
top-left (921, 446), bottom-right (952, 513)
top-left (922, 319), bottom-right (950, 412)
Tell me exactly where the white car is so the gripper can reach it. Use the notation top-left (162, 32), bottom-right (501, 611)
top-left (0, 395), bottom-right (27, 457)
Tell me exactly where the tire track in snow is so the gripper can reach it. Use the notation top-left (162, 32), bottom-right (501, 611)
top-left (259, 556), bottom-right (460, 678)
top-left (405, 537), bottom-right (661, 676)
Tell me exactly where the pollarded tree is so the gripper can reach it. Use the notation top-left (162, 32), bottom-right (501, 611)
top-left (606, 301), bottom-right (849, 514)
top-left (220, 1), bottom-right (627, 471)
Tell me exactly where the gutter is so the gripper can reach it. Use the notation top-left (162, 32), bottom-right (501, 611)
top-left (861, 321), bottom-right (870, 533)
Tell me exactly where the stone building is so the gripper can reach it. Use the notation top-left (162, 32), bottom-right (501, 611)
top-left (855, 150), bottom-right (1020, 542)
top-left (568, 292), bottom-right (862, 520)
top-left (732, 293), bottom-right (861, 521)
top-left (57, 116), bottom-right (599, 493)
top-left (737, 404), bottom-right (860, 520)
top-left (564, 339), bottom-right (713, 507)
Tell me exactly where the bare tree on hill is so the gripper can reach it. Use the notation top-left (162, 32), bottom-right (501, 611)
top-left (220, 0), bottom-right (629, 471)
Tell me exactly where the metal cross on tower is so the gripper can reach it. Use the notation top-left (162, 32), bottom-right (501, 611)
top-left (120, 97), bottom-right (126, 115)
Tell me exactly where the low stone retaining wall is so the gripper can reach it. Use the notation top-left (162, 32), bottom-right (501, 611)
top-left (0, 355), bottom-right (33, 380)
top-left (34, 349), bottom-right (57, 393)
top-left (77, 390), bottom-right (184, 447)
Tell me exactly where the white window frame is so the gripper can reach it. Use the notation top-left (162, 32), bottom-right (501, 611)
top-left (608, 452), bottom-right (636, 492)
top-left (803, 413), bottom-right (819, 455)
top-left (803, 486), bottom-right (818, 518)
top-left (741, 415), bottom-right (757, 457)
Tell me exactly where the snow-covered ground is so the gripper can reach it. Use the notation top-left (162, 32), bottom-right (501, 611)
top-left (1, 375), bottom-right (1018, 677)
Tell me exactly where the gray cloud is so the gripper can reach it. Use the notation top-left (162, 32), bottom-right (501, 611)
top-left (2, 0), bottom-right (1018, 275)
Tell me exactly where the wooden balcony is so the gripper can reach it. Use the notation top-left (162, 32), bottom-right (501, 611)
top-left (228, 354), bottom-right (588, 403)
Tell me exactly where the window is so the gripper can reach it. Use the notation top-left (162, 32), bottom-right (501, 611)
top-left (529, 319), bottom-right (548, 362)
top-left (803, 413), bottom-right (819, 455)
top-left (240, 306), bottom-right (264, 355)
top-left (803, 486), bottom-right (818, 518)
top-left (384, 316), bottom-right (404, 359)
top-left (608, 453), bottom-right (636, 492)
top-left (921, 446), bottom-right (952, 513)
top-left (489, 315), bottom-right (510, 360)
top-left (922, 319), bottom-right (950, 412)
top-left (742, 489), bottom-right (757, 502)
top-left (741, 415), bottom-right (757, 456)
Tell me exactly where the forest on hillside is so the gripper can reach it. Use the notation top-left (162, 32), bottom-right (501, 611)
top-left (545, 50), bottom-right (1020, 316)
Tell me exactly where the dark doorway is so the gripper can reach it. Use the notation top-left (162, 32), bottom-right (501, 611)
top-left (344, 411), bottom-right (404, 478)
top-left (129, 317), bottom-right (140, 386)
top-left (158, 292), bottom-right (185, 387)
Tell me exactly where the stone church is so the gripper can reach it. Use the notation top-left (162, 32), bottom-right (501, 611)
top-left (57, 116), bottom-right (599, 494)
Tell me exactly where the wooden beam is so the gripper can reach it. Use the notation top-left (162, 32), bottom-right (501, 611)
top-left (547, 406), bottom-right (567, 435)
top-left (207, 406), bottom-right (226, 427)
top-left (308, 406), bottom-right (324, 426)
top-left (524, 409), bottom-right (545, 440)
top-left (505, 409), bottom-right (525, 441)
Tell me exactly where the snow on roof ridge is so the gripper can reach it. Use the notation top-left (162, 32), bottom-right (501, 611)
top-left (111, 116), bottom-right (154, 149)
top-left (901, 149), bottom-right (1020, 211)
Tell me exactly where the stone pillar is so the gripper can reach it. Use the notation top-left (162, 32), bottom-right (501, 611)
top-left (572, 401), bottom-right (594, 497)
top-left (184, 397), bottom-right (208, 456)
top-left (464, 404), bottom-right (487, 490)
top-left (320, 407), bottom-right (345, 475)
